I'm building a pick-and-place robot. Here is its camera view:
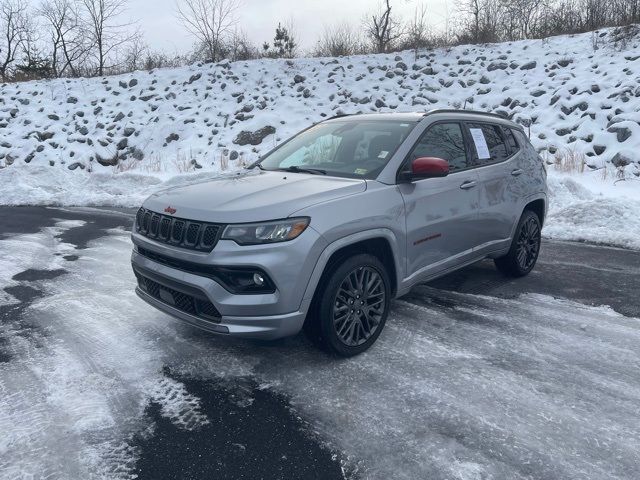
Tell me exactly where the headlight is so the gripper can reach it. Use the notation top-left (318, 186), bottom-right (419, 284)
top-left (222, 217), bottom-right (310, 245)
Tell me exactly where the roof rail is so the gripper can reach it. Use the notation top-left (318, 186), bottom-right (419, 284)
top-left (325, 113), bottom-right (353, 121)
top-left (424, 109), bottom-right (512, 121)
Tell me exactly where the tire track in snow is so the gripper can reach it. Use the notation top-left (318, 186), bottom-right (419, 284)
top-left (146, 377), bottom-right (210, 431)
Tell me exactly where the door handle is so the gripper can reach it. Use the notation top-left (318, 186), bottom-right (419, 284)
top-left (459, 181), bottom-right (477, 190)
top-left (511, 169), bottom-right (524, 176)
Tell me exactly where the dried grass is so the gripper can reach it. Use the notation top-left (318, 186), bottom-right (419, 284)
top-left (551, 147), bottom-right (586, 174)
top-left (173, 151), bottom-right (196, 173)
top-left (108, 148), bottom-right (244, 174)
top-left (220, 150), bottom-right (229, 171)
top-left (143, 157), bottom-right (163, 173)
top-left (113, 158), bottom-right (138, 173)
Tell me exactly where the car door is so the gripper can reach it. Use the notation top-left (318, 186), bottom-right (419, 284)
top-left (398, 122), bottom-right (480, 282)
top-left (465, 122), bottom-right (524, 252)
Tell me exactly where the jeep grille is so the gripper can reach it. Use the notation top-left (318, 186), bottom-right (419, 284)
top-left (135, 207), bottom-right (223, 252)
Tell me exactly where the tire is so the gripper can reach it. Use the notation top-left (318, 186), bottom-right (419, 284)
top-left (305, 254), bottom-right (391, 357)
top-left (494, 210), bottom-right (542, 277)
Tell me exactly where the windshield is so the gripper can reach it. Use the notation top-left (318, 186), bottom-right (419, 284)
top-left (257, 120), bottom-right (417, 179)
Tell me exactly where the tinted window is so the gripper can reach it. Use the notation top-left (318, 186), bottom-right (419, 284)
top-left (409, 123), bottom-right (468, 172)
top-left (467, 123), bottom-right (509, 165)
top-left (502, 127), bottom-right (519, 155)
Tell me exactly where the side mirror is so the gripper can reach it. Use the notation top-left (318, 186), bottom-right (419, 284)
top-left (410, 157), bottom-right (449, 180)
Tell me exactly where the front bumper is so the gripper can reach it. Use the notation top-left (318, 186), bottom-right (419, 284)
top-left (135, 284), bottom-right (306, 339)
top-left (130, 227), bottom-right (327, 340)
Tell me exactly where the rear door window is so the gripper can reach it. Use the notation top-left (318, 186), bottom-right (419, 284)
top-left (408, 123), bottom-right (469, 172)
top-left (467, 123), bottom-right (510, 165)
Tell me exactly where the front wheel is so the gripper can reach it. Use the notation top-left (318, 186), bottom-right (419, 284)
top-left (307, 254), bottom-right (391, 357)
top-left (494, 210), bottom-right (542, 277)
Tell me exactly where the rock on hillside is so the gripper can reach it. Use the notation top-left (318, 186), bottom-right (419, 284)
top-left (0, 26), bottom-right (638, 176)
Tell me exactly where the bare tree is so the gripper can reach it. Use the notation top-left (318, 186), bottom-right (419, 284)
top-left (454, 0), bottom-right (640, 43)
top-left (40, 0), bottom-right (91, 77)
top-left (81, 0), bottom-right (139, 76)
top-left (142, 49), bottom-right (189, 70)
top-left (364, 0), bottom-right (404, 53)
top-left (14, 13), bottom-right (52, 79)
top-left (504, 0), bottom-right (546, 38)
top-left (456, 0), bottom-right (502, 43)
top-left (40, 0), bottom-right (70, 76)
top-left (227, 28), bottom-right (257, 60)
top-left (175, 0), bottom-right (239, 63)
top-left (461, 0), bottom-right (481, 43)
top-left (402, 3), bottom-right (430, 58)
top-left (314, 22), bottom-right (365, 57)
top-left (580, 0), bottom-right (611, 31)
top-left (122, 35), bottom-right (147, 72)
top-left (532, 0), bottom-right (581, 37)
top-left (622, 0), bottom-right (640, 22)
top-left (0, 0), bottom-right (28, 81)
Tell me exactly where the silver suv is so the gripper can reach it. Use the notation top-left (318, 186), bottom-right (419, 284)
top-left (131, 110), bottom-right (547, 356)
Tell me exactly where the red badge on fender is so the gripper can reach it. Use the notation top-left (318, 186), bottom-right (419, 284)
top-left (164, 206), bottom-right (177, 214)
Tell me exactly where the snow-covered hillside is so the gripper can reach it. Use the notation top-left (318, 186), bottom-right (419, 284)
top-left (0, 27), bottom-right (639, 247)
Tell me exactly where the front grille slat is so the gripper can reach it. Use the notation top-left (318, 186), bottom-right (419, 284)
top-left (135, 272), bottom-right (221, 322)
top-left (172, 220), bottom-right (185, 243)
top-left (185, 223), bottom-right (201, 246)
top-left (135, 207), bottom-right (222, 252)
top-left (142, 211), bottom-right (151, 232)
top-left (150, 214), bottom-right (160, 236)
top-left (159, 217), bottom-right (171, 239)
top-left (136, 208), bottom-right (145, 231)
top-left (201, 225), bottom-right (219, 248)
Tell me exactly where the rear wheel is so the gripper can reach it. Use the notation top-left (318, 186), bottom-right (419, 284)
top-left (306, 254), bottom-right (391, 357)
top-left (494, 210), bottom-right (541, 277)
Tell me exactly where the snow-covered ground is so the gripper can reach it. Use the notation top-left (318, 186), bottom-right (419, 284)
top-left (546, 172), bottom-right (640, 249)
top-left (1, 217), bottom-right (639, 479)
top-left (1, 27), bottom-right (639, 248)
top-left (0, 222), bottom-right (218, 478)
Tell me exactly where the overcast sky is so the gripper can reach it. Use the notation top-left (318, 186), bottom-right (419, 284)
top-left (118, 0), bottom-right (453, 54)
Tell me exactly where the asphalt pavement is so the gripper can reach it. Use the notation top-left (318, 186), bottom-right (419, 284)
top-left (1, 206), bottom-right (639, 480)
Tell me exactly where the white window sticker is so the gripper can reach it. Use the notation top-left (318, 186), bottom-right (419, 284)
top-left (469, 128), bottom-right (491, 160)
top-left (378, 150), bottom-right (389, 159)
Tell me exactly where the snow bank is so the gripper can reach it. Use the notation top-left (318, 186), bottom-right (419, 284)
top-left (546, 172), bottom-right (640, 249)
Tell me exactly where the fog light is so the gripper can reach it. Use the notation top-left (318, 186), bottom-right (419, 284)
top-left (253, 273), bottom-right (265, 286)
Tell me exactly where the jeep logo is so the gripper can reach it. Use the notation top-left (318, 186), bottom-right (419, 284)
top-left (164, 206), bottom-right (177, 215)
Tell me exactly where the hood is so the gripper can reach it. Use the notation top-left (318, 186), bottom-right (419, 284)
top-left (143, 170), bottom-right (367, 223)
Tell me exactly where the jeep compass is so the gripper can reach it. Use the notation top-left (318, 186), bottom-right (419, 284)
top-left (131, 110), bottom-right (547, 356)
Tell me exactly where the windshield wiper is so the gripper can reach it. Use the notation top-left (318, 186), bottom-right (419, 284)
top-left (277, 166), bottom-right (327, 175)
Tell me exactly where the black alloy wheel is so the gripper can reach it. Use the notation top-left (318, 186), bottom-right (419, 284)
top-left (306, 254), bottom-right (391, 357)
top-left (495, 210), bottom-right (542, 277)
top-left (332, 266), bottom-right (386, 347)
top-left (515, 215), bottom-right (541, 271)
